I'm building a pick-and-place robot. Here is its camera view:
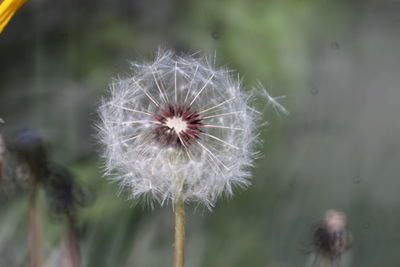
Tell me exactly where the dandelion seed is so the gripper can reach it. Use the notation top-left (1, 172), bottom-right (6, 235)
top-left (258, 82), bottom-right (289, 116)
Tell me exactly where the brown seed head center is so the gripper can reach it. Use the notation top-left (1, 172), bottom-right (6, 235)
top-left (152, 104), bottom-right (203, 148)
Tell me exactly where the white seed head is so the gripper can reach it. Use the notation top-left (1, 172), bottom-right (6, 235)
top-left (97, 50), bottom-right (260, 207)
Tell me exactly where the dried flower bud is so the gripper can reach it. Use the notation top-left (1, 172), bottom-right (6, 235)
top-left (44, 162), bottom-right (85, 217)
top-left (12, 128), bottom-right (49, 184)
top-left (312, 210), bottom-right (352, 263)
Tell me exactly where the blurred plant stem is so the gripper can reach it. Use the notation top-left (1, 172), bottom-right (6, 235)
top-left (173, 196), bottom-right (185, 267)
top-left (62, 215), bottom-right (80, 267)
top-left (28, 181), bottom-right (41, 267)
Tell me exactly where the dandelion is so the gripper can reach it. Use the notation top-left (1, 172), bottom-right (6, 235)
top-left (97, 50), bottom-right (261, 267)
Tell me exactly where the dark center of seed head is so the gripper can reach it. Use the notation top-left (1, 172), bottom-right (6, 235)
top-left (152, 104), bottom-right (203, 148)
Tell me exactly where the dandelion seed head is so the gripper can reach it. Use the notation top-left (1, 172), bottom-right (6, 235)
top-left (97, 50), bottom-right (260, 207)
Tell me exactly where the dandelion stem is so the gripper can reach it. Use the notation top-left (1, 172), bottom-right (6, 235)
top-left (28, 181), bottom-right (41, 267)
top-left (62, 215), bottom-right (80, 267)
top-left (173, 196), bottom-right (185, 267)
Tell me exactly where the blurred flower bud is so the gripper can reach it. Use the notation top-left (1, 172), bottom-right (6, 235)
top-left (12, 128), bottom-right (49, 184)
top-left (44, 162), bottom-right (85, 218)
top-left (312, 210), bottom-right (352, 264)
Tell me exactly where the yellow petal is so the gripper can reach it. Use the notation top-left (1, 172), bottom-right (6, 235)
top-left (0, 0), bottom-right (28, 33)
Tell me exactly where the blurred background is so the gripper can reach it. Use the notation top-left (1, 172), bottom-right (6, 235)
top-left (1, 0), bottom-right (400, 266)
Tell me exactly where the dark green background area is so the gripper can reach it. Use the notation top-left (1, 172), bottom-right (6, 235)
top-left (1, 0), bottom-right (400, 266)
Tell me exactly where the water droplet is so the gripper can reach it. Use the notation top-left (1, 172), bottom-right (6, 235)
top-left (310, 87), bottom-right (319, 96)
top-left (211, 31), bottom-right (220, 40)
top-left (330, 41), bottom-right (340, 50)
top-left (352, 176), bottom-right (361, 184)
top-left (289, 180), bottom-right (296, 190)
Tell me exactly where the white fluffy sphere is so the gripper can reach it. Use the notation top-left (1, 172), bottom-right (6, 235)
top-left (97, 50), bottom-right (260, 207)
